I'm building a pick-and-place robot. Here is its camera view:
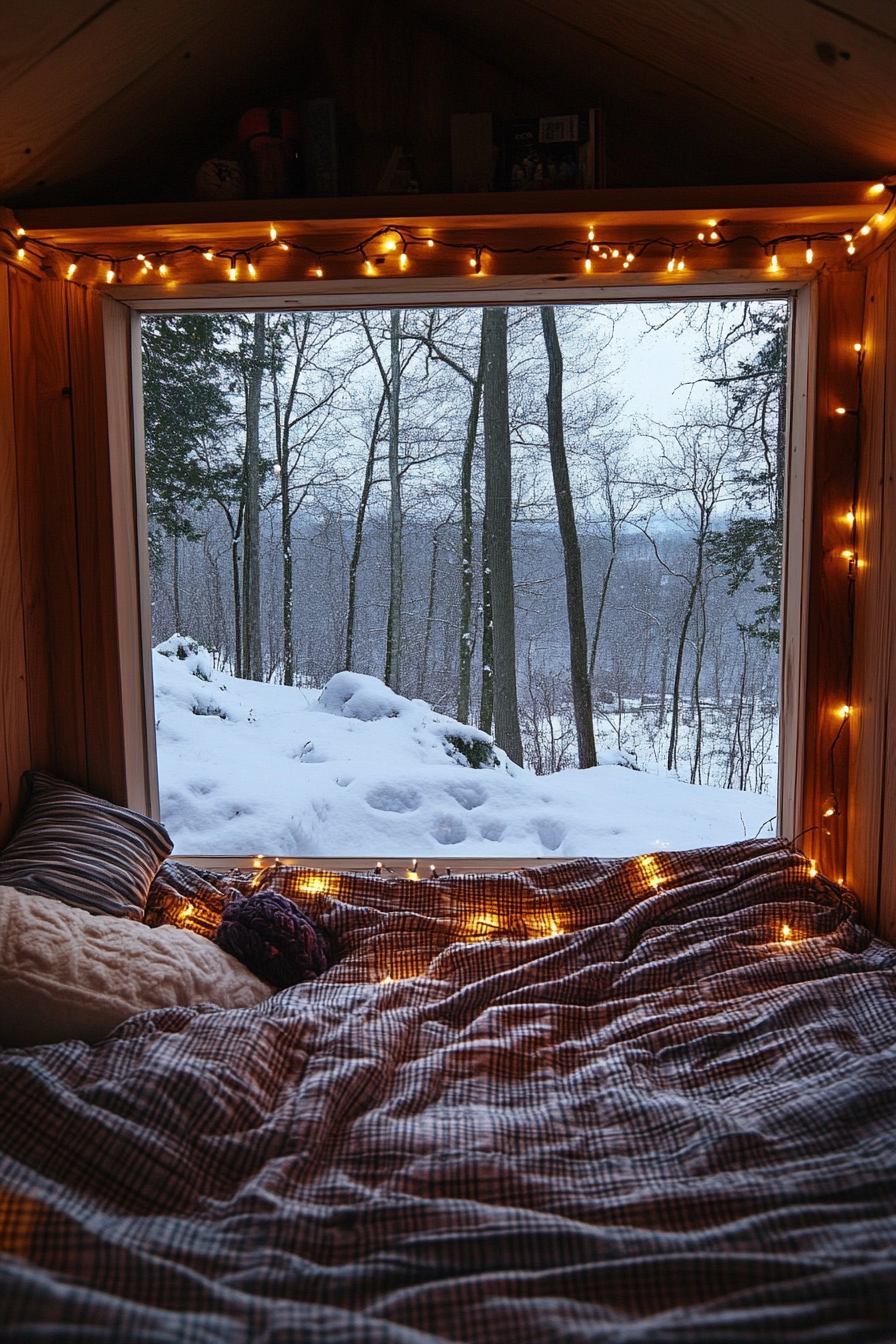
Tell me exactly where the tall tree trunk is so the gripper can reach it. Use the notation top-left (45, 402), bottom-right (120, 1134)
top-left (481, 307), bottom-right (523, 765)
top-left (667, 541), bottom-right (705, 772)
top-left (458, 332), bottom-right (484, 723)
top-left (345, 389), bottom-right (386, 670)
top-left (281, 486), bottom-right (294, 686)
top-left (689, 595), bottom-right (708, 784)
top-left (540, 307), bottom-right (596, 769)
top-left (589, 539), bottom-right (616, 681)
top-left (231, 532), bottom-right (242, 677)
top-left (384, 309), bottom-right (403, 691)
top-left (172, 528), bottom-right (181, 633)
top-left (479, 531), bottom-right (494, 734)
top-left (419, 524), bottom-right (443, 699)
top-left (241, 313), bottom-right (265, 682)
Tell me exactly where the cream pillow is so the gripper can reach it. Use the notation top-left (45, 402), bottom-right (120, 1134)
top-left (0, 884), bottom-right (272, 1048)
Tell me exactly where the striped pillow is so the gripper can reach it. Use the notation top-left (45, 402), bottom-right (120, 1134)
top-left (0, 772), bottom-right (172, 919)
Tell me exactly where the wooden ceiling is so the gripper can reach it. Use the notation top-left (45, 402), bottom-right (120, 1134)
top-left (2, 0), bottom-right (894, 207)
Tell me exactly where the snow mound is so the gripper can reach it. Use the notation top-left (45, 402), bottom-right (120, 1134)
top-left (317, 671), bottom-right (407, 722)
top-left (152, 641), bottom-right (776, 859)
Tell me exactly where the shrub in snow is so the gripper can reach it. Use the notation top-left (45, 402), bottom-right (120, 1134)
top-left (443, 732), bottom-right (498, 770)
top-left (156, 634), bottom-right (214, 682)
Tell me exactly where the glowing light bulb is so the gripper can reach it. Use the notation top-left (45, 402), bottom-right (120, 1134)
top-left (106, 267), bottom-right (115, 283)
top-left (66, 261), bottom-right (77, 278)
top-left (806, 246), bottom-right (814, 264)
top-left (228, 264), bottom-right (237, 281)
top-left (611, 248), bottom-right (619, 257)
top-left (835, 406), bottom-right (847, 415)
top-left (844, 233), bottom-right (853, 242)
top-left (399, 251), bottom-right (408, 269)
top-left (870, 182), bottom-right (885, 194)
top-left (158, 264), bottom-right (168, 276)
top-left (823, 806), bottom-right (836, 817)
top-left (203, 250), bottom-right (214, 261)
top-left (846, 510), bottom-right (855, 524)
top-left (16, 245), bottom-right (27, 259)
top-left (15, 227), bottom-right (25, 237)
top-left (708, 219), bottom-right (717, 227)
top-left (710, 230), bottom-right (719, 241)
top-left (853, 343), bottom-right (863, 352)
top-left (280, 242), bottom-right (289, 251)
top-left (769, 253), bottom-right (779, 271)
top-left (584, 257), bottom-right (592, 272)
top-left (143, 259), bottom-right (153, 270)
top-left (667, 258), bottom-right (675, 272)
top-left (623, 260), bottom-right (630, 268)
top-left (315, 266), bottom-right (323, 277)
top-left (876, 213), bottom-right (886, 223)
top-left (385, 238), bottom-right (397, 251)
top-left (469, 256), bottom-right (476, 267)
top-left (269, 225), bottom-right (277, 240)
top-left (588, 227), bottom-right (595, 240)
top-left (809, 861), bottom-right (817, 879)
top-left (861, 224), bottom-right (871, 235)
top-left (427, 238), bottom-right (434, 247)
top-left (137, 253), bottom-right (145, 261)
top-left (847, 243), bottom-right (856, 254)
top-left (781, 924), bottom-right (792, 941)
top-left (697, 232), bottom-right (705, 241)
top-left (364, 259), bottom-right (374, 275)
top-left (839, 704), bottom-right (851, 718)
top-left (626, 252), bottom-right (635, 262)
top-left (841, 549), bottom-right (854, 559)
top-left (246, 262), bottom-right (256, 278)
top-left (677, 259), bottom-right (685, 270)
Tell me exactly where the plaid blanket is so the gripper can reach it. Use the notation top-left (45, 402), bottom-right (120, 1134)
top-left (2, 839), bottom-right (896, 1341)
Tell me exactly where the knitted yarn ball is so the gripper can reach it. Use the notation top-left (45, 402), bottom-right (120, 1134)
top-left (214, 889), bottom-right (330, 988)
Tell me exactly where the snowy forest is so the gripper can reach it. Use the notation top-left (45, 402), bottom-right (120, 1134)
top-left (142, 299), bottom-right (788, 857)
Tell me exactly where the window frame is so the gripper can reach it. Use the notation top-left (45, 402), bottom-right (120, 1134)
top-left (101, 270), bottom-right (812, 871)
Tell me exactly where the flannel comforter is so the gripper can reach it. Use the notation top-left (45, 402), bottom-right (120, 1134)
top-left (2, 839), bottom-right (896, 1341)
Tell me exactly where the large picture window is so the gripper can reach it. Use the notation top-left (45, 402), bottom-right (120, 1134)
top-left (140, 297), bottom-right (789, 861)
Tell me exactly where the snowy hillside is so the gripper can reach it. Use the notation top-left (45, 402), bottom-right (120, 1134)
top-left (153, 638), bottom-right (777, 859)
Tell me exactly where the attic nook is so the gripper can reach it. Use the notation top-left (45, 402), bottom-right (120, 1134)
top-left (1, 0), bottom-right (895, 931)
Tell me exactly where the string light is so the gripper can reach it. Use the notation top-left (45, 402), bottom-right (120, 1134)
top-left (66, 261), bottom-right (77, 279)
top-left (157, 263), bottom-right (168, 276)
top-left (835, 406), bottom-right (847, 415)
top-left (839, 704), bottom-right (851, 719)
top-left (105, 266), bottom-right (116, 283)
top-left (399, 249), bottom-right (408, 269)
top-left (228, 262), bottom-right (238, 280)
top-left (846, 510), bottom-right (856, 524)
top-left (315, 265), bottom-right (324, 277)
top-left (584, 255), bottom-right (592, 273)
top-left (248, 262), bottom-right (257, 278)
top-left (870, 183), bottom-right (885, 194)
top-left (2, 196), bottom-right (889, 286)
top-left (769, 250), bottom-right (779, 271)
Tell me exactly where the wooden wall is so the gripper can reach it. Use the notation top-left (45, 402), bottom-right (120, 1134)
top-left (849, 232), bottom-right (896, 937)
top-left (0, 260), bottom-right (131, 844)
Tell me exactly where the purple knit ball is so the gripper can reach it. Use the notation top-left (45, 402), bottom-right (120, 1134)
top-left (214, 889), bottom-right (330, 988)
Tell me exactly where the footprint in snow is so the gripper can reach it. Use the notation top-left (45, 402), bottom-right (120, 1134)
top-left (366, 783), bottom-right (422, 813)
top-left (431, 814), bottom-right (467, 845)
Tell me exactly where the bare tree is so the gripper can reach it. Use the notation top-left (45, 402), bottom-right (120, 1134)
top-left (482, 307), bottom-right (524, 764)
top-left (241, 313), bottom-right (266, 681)
top-left (540, 307), bottom-right (596, 769)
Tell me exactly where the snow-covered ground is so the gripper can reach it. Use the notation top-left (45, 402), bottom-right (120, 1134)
top-left (153, 638), bottom-right (778, 860)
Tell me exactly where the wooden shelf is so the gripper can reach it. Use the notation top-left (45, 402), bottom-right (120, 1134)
top-left (15, 179), bottom-right (881, 240)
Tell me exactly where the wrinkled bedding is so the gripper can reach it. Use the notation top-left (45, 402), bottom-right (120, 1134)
top-left (2, 839), bottom-right (896, 1341)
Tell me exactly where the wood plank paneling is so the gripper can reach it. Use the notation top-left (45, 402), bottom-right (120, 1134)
top-left (0, 265), bottom-right (32, 841)
top-left (801, 267), bottom-right (866, 890)
top-left (66, 281), bottom-right (128, 804)
top-left (848, 248), bottom-right (892, 924)
top-left (871, 246), bottom-right (896, 938)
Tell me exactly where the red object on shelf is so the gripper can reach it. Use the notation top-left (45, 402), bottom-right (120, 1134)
top-left (237, 107), bottom-right (302, 199)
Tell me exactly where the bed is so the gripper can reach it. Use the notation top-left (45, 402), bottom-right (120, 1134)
top-left (2, 838), bottom-right (896, 1341)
